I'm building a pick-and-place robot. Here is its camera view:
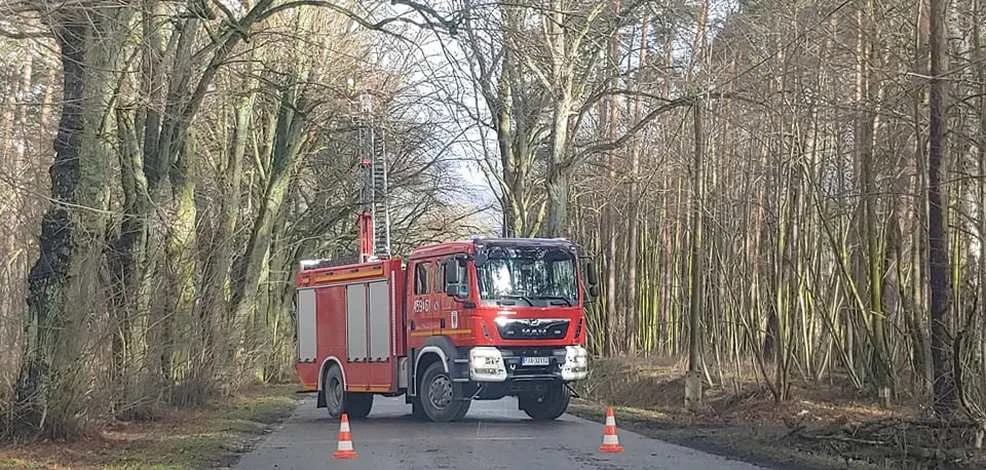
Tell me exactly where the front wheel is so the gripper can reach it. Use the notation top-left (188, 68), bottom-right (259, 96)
top-left (520, 383), bottom-right (570, 421)
top-left (419, 361), bottom-right (470, 422)
top-left (452, 397), bottom-right (472, 420)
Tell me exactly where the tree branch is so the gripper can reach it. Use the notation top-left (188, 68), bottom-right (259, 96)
top-left (257, 0), bottom-right (458, 36)
top-left (571, 96), bottom-right (695, 164)
top-left (0, 25), bottom-right (52, 39)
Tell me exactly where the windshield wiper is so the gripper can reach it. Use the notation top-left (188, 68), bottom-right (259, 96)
top-left (538, 295), bottom-right (572, 306)
top-left (499, 294), bottom-right (534, 306)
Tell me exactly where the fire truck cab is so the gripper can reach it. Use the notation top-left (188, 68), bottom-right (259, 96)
top-left (294, 237), bottom-right (599, 422)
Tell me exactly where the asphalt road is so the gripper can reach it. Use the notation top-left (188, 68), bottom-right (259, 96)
top-left (234, 395), bottom-right (765, 470)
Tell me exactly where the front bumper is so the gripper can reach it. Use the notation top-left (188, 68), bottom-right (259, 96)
top-left (466, 346), bottom-right (588, 383)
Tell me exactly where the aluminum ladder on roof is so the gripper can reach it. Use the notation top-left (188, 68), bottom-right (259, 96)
top-left (357, 94), bottom-right (391, 261)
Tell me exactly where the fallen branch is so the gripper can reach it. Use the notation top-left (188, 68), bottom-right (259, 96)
top-left (799, 433), bottom-right (887, 446)
top-left (794, 431), bottom-right (971, 464)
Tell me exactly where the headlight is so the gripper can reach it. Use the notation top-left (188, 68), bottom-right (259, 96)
top-left (469, 347), bottom-right (506, 382)
top-left (561, 345), bottom-right (588, 381)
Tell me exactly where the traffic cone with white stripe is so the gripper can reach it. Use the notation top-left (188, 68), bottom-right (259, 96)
top-left (332, 413), bottom-right (358, 459)
top-left (598, 406), bottom-right (624, 453)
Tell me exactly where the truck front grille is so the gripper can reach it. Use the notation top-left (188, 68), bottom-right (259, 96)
top-left (495, 319), bottom-right (569, 340)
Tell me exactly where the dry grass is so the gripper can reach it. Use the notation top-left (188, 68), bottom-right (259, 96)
top-left (571, 356), bottom-right (986, 470)
top-left (0, 385), bottom-right (299, 469)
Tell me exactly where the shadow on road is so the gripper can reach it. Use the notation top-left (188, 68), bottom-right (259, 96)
top-left (299, 412), bottom-right (588, 428)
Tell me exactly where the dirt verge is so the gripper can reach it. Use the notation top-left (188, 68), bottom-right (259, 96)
top-left (568, 357), bottom-right (985, 470)
top-left (0, 384), bottom-right (300, 469)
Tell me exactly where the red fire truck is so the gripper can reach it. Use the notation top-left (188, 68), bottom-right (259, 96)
top-left (292, 112), bottom-right (599, 422)
top-left (293, 237), bottom-right (599, 422)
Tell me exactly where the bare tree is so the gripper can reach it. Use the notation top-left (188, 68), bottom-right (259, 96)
top-left (927, 0), bottom-right (955, 417)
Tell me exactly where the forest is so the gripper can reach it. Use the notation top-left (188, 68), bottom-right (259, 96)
top-left (1, 0), bottom-right (984, 464)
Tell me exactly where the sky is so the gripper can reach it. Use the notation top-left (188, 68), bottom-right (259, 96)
top-left (375, 1), bottom-right (502, 231)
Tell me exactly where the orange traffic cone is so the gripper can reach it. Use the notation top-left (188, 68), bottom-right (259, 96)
top-left (332, 413), bottom-right (358, 459)
top-left (599, 407), bottom-right (624, 453)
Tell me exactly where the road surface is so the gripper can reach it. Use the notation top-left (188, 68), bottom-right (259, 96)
top-left (234, 395), bottom-right (765, 469)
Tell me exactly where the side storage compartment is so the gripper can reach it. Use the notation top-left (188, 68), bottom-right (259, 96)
top-left (296, 288), bottom-right (317, 363)
top-left (293, 287), bottom-right (319, 390)
top-left (346, 284), bottom-right (368, 361)
top-left (344, 277), bottom-right (398, 392)
top-left (367, 280), bottom-right (390, 361)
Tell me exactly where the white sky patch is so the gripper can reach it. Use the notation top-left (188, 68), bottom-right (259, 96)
top-left (216, 0), bottom-right (248, 19)
top-left (368, 1), bottom-right (499, 228)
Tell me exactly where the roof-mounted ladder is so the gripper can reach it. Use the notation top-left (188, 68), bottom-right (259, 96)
top-left (356, 94), bottom-right (391, 262)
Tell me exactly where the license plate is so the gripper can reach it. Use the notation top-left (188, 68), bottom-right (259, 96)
top-left (521, 357), bottom-right (550, 366)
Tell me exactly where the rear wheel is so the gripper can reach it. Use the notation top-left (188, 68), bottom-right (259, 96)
top-left (323, 365), bottom-right (374, 419)
top-left (520, 383), bottom-right (570, 421)
top-left (419, 361), bottom-right (470, 422)
top-left (346, 393), bottom-right (373, 419)
top-left (323, 365), bottom-right (345, 418)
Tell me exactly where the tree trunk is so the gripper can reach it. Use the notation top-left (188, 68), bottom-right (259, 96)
top-left (228, 86), bottom-right (308, 385)
top-left (603, 12), bottom-right (620, 355)
top-left (14, 17), bottom-right (88, 437)
top-left (686, 101), bottom-right (705, 409)
top-left (624, 9), bottom-right (648, 354)
top-left (544, 93), bottom-right (571, 238)
top-left (15, 5), bottom-right (130, 436)
top-left (109, 110), bottom-right (151, 417)
top-left (164, 131), bottom-right (200, 405)
top-left (543, 1), bottom-right (572, 238)
top-left (927, 0), bottom-right (956, 417)
top-left (193, 60), bottom-right (258, 394)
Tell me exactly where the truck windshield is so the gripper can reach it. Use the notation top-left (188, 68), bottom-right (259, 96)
top-left (476, 246), bottom-right (577, 307)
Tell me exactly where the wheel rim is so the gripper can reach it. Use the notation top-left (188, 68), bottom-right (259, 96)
top-left (427, 374), bottom-right (453, 409)
top-left (327, 377), bottom-right (343, 411)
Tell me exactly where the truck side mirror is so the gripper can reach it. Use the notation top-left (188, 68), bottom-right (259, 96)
top-left (584, 261), bottom-right (599, 286)
top-left (443, 257), bottom-right (465, 297)
top-left (589, 284), bottom-right (600, 298)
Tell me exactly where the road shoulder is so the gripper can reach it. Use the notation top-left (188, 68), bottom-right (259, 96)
top-left (568, 400), bottom-right (871, 470)
top-left (0, 385), bottom-right (300, 469)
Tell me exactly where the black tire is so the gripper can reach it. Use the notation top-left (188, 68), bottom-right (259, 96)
top-left (323, 365), bottom-right (374, 419)
top-left (323, 365), bottom-right (345, 418)
top-left (419, 361), bottom-right (470, 422)
top-left (452, 397), bottom-right (472, 420)
top-left (346, 393), bottom-right (373, 419)
top-left (520, 383), bottom-right (570, 421)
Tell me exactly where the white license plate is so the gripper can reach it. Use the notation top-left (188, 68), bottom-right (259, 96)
top-left (521, 357), bottom-right (550, 366)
